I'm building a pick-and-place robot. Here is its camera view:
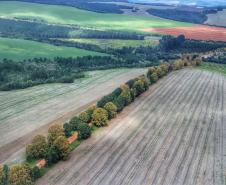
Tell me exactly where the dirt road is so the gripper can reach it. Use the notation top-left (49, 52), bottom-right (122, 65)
top-left (0, 68), bottom-right (146, 165)
top-left (37, 69), bottom-right (226, 185)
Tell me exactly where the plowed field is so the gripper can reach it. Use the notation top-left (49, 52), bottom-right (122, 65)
top-left (37, 69), bottom-right (226, 185)
top-left (144, 25), bottom-right (226, 42)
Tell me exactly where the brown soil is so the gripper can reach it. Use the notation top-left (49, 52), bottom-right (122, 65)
top-left (37, 69), bottom-right (226, 185)
top-left (143, 25), bottom-right (226, 42)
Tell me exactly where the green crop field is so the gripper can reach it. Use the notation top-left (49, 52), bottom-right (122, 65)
top-left (199, 62), bottom-right (226, 76)
top-left (60, 38), bottom-right (159, 49)
top-left (0, 37), bottom-right (105, 61)
top-left (0, 1), bottom-right (193, 32)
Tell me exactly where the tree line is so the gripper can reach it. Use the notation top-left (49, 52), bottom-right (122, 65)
top-left (0, 59), bottom-right (202, 185)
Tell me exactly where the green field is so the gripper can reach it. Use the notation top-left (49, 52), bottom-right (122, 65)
top-left (60, 38), bottom-right (159, 49)
top-left (0, 1), bottom-right (192, 32)
top-left (0, 37), bottom-right (105, 61)
top-left (199, 62), bottom-right (226, 76)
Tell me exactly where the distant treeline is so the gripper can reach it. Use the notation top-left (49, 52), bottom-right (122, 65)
top-left (1, 35), bottom-right (225, 91)
top-left (0, 18), bottom-right (146, 41)
top-left (12, 0), bottom-right (131, 13)
top-left (147, 8), bottom-right (208, 24)
top-left (204, 52), bottom-right (226, 64)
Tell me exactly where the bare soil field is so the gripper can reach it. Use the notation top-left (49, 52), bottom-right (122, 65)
top-left (144, 25), bottom-right (226, 42)
top-left (37, 69), bottom-right (226, 185)
top-left (205, 9), bottom-right (226, 27)
top-left (0, 68), bottom-right (146, 165)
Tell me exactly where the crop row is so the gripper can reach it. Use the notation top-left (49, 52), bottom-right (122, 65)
top-left (0, 59), bottom-right (202, 185)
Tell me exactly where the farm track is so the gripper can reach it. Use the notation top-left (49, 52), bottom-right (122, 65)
top-left (37, 68), bottom-right (226, 185)
top-left (0, 68), bottom-right (146, 164)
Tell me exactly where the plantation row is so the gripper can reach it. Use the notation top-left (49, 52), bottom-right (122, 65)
top-left (0, 59), bottom-right (202, 185)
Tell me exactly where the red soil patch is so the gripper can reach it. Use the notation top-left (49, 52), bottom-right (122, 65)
top-left (144, 25), bottom-right (226, 42)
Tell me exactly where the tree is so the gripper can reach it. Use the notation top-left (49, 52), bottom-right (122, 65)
top-left (0, 165), bottom-right (9, 185)
top-left (9, 165), bottom-right (33, 185)
top-left (78, 112), bottom-right (90, 123)
top-left (31, 166), bottom-right (41, 181)
top-left (155, 67), bottom-right (164, 78)
top-left (147, 67), bottom-right (156, 79)
top-left (63, 122), bottom-right (73, 137)
top-left (77, 123), bottom-right (91, 140)
top-left (104, 102), bottom-right (117, 119)
top-left (53, 136), bottom-right (70, 161)
top-left (150, 73), bottom-right (158, 83)
top-left (97, 94), bottom-right (114, 108)
top-left (92, 108), bottom-right (108, 127)
top-left (139, 76), bottom-right (149, 90)
top-left (120, 85), bottom-right (132, 106)
top-left (26, 135), bottom-right (48, 160)
top-left (69, 116), bottom-right (83, 131)
top-left (85, 105), bottom-right (96, 121)
top-left (133, 80), bottom-right (145, 97)
top-left (47, 124), bottom-right (65, 145)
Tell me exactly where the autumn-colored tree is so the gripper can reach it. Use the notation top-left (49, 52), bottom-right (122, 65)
top-left (139, 75), bottom-right (149, 90)
top-left (53, 136), bottom-right (70, 161)
top-left (78, 112), bottom-right (90, 123)
top-left (160, 63), bottom-right (169, 76)
top-left (9, 164), bottom-right (33, 185)
top-left (155, 67), bottom-right (165, 78)
top-left (195, 59), bottom-right (202, 66)
top-left (133, 80), bottom-right (145, 97)
top-left (26, 135), bottom-right (48, 160)
top-left (104, 102), bottom-right (117, 119)
top-left (150, 73), bottom-right (158, 83)
top-left (48, 124), bottom-right (65, 145)
top-left (0, 165), bottom-right (7, 185)
top-left (147, 67), bottom-right (156, 79)
top-left (85, 105), bottom-right (96, 120)
top-left (92, 108), bottom-right (108, 127)
top-left (120, 84), bottom-right (132, 106)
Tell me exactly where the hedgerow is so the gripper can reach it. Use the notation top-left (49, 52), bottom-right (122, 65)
top-left (1, 59), bottom-right (201, 184)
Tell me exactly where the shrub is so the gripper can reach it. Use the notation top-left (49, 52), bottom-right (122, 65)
top-left (150, 73), bottom-right (158, 83)
top-left (47, 124), bottom-right (65, 145)
top-left (9, 164), bottom-right (33, 185)
top-left (77, 123), bottom-right (91, 140)
top-left (92, 108), bottom-right (108, 127)
top-left (53, 136), bottom-right (70, 161)
top-left (104, 102), bottom-right (117, 119)
top-left (78, 112), bottom-right (90, 123)
top-left (31, 166), bottom-right (41, 181)
top-left (26, 135), bottom-right (48, 161)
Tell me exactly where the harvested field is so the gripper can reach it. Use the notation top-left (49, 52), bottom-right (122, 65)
top-left (37, 69), bottom-right (226, 185)
top-left (144, 25), bottom-right (226, 42)
top-left (205, 9), bottom-right (226, 27)
top-left (0, 68), bottom-right (146, 165)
